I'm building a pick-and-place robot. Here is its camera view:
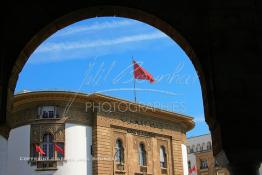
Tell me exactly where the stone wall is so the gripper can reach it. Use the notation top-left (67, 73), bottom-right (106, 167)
top-left (93, 110), bottom-right (187, 175)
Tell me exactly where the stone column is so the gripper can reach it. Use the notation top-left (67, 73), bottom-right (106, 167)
top-left (171, 136), bottom-right (184, 175)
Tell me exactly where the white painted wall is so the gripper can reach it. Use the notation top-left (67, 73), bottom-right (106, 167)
top-left (0, 135), bottom-right (8, 175)
top-left (6, 124), bottom-right (93, 175)
top-left (62, 123), bottom-right (93, 175)
top-left (181, 144), bottom-right (189, 175)
top-left (7, 125), bottom-right (35, 175)
top-left (186, 134), bottom-right (212, 152)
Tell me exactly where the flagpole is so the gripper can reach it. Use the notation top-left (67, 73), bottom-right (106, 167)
top-left (134, 78), bottom-right (136, 103)
top-left (132, 57), bottom-right (137, 103)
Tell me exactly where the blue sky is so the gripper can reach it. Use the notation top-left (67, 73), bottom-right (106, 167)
top-left (15, 17), bottom-right (209, 137)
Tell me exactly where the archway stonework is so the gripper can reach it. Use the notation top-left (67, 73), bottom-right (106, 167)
top-left (8, 6), bottom-right (212, 127)
top-left (7, 6), bottom-right (215, 138)
top-left (0, 3), bottom-right (236, 170)
top-left (1, 2), bottom-right (262, 175)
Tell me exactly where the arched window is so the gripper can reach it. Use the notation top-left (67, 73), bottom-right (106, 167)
top-left (42, 133), bottom-right (54, 159)
top-left (115, 139), bottom-right (124, 164)
top-left (188, 160), bottom-right (191, 169)
top-left (187, 146), bottom-right (190, 153)
top-left (201, 142), bottom-right (205, 151)
top-left (192, 145), bottom-right (195, 153)
top-left (207, 142), bottom-right (212, 150)
top-left (196, 144), bottom-right (201, 152)
top-left (56, 142), bottom-right (64, 159)
top-left (139, 143), bottom-right (147, 166)
top-left (160, 146), bottom-right (167, 168)
top-left (200, 159), bottom-right (208, 169)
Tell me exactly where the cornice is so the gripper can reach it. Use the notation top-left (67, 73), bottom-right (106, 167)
top-left (13, 91), bottom-right (195, 131)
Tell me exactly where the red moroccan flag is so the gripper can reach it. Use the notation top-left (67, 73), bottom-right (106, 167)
top-left (192, 165), bottom-right (196, 172)
top-left (54, 144), bottom-right (64, 155)
top-left (35, 144), bottom-right (45, 155)
top-left (133, 60), bottom-right (155, 83)
top-left (189, 165), bottom-right (196, 174)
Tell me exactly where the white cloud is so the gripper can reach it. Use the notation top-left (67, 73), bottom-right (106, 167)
top-left (56, 19), bottom-right (137, 36)
top-left (36, 32), bottom-right (168, 53)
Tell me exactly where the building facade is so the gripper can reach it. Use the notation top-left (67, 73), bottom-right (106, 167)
top-left (0, 91), bottom-right (194, 175)
top-left (186, 134), bottom-right (230, 175)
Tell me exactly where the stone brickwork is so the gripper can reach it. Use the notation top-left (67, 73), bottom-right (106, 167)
top-left (94, 107), bottom-right (189, 175)
top-left (92, 125), bottom-right (113, 174)
top-left (9, 91), bottom-right (194, 175)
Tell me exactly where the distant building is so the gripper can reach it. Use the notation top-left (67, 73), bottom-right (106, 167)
top-left (186, 134), bottom-right (230, 175)
top-left (0, 91), bottom-right (194, 175)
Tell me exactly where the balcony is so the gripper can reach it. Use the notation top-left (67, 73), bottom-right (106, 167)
top-left (35, 160), bottom-right (57, 171)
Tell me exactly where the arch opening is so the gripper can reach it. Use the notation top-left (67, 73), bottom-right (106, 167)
top-left (4, 6), bottom-right (216, 175)
top-left (7, 6), bottom-right (210, 126)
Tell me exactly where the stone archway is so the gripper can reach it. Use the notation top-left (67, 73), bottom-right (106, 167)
top-left (7, 5), bottom-right (212, 126)
top-left (2, 2), bottom-right (262, 174)
top-left (4, 4), bottom-right (219, 172)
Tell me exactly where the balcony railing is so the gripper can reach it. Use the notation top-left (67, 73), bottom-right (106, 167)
top-left (35, 160), bottom-right (57, 171)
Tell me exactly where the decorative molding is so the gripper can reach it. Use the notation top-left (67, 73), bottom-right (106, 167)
top-left (97, 112), bottom-right (183, 143)
top-left (29, 123), bottom-right (65, 170)
top-left (9, 104), bottom-right (92, 129)
top-left (127, 128), bottom-right (156, 138)
top-left (133, 134), bottom-right (152, 152)
top-left (31, 123), bottom-right (65, 143)
top-left (12, 91), bottom-right (194, 131)
top-left (98, 110), bottom-right (182, 134)
top-left (99, 110), bottom-right (180, 130)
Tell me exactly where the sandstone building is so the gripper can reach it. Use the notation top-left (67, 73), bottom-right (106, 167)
top-left (186, 134), bottom-right (230, 175)
top-left (0, 91), bottom-right (194, 175)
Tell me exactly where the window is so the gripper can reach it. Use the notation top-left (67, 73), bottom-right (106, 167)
top-left (187, 146), bottom-right (190, 153)
top-left (207, 142), bottom-right (212, 150)
top-left (190, 145), bottom-right (195, 153)
top-left (160, 146), bottom-right (167, 168)
top-left (30, 124), bottom-right (65, 170)
top-left (196, 144), bottom-right (200, 152)
top-left (32, 144), bottom-right (39, 160)
top-left (115, 139), bottom-right (124, 164)
top-left (42, 133), bottom-right (54, 159)
top-left (139, 143), bottom-right (147, 166)
top-left (200, 159), bottom-right (208, 169)
top-left (201, 143), bottom-right (205, 151)
top-left (56, 142), bottom-right (64, 160)
top-left (48, 111), bottom-right (54, 118)
top-left (190, 147), bottom-right (193, 153)
top-left (188, 161), bottom-right (191, 170)
top-left (42, 111), bottom-right (48, 118)
top-left (90, 145), bottom-right (93, 156)
top-left (38, 106), bottom-right (58, 119)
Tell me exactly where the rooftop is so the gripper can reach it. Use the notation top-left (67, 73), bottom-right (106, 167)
top-left (13, 90), bottom-right (195, 131)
